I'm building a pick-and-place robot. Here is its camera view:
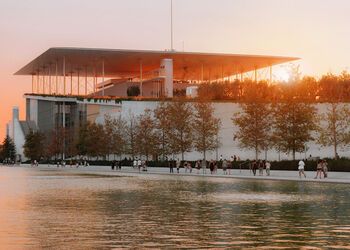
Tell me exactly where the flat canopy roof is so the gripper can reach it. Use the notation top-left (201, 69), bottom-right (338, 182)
top-left (15, 47), bottom-right (298, 80)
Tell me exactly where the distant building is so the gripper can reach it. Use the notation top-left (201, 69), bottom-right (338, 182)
top-left (11, 47), bottom-right (304, 161)
top-left (6, 107), bottom-right (37, 161)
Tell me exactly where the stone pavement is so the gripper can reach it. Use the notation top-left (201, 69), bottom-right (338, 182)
top-left (16, 164), bottom-right (350, 184)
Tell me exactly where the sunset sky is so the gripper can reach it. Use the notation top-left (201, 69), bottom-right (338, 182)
top-left (0, 0), bottom-right (349, 140)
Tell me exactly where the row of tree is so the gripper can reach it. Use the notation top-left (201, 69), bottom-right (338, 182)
top-left (233, 87), bottom-right (350, 160)
top-left (22, 99), bottom-right (221, 161)
top-left (198, 71), bottom-right (350, 102)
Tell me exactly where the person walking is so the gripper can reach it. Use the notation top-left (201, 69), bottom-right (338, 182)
top-left (322, 160), bottom-right (328, 178)
top-left (111, 161), bottom-right (115, 170)
top-left (258, 160), bottom-right (264, 176)
top-left (314, 160), bottom-right (323, 179)
top-left (265, 161), bottom-right (271, 176)
top-left (138, 159), bottom-right (142, 173)
top-left (176, 159), bottom-right (181, 173)
top-left (298, 159), bottom-right (307, 178)
top-left (169, 159), bottom-right (174, 173)
top-left (251, 160), bottom-right (257, 176)
top-left (222, 159), bottom-right (228, 175)
top-left (196, 160), bottom-right (201, 174)
top-left (209, 160), bottom-right (215, 174)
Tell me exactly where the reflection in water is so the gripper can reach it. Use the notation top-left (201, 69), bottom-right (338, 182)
top-left (0, 167), bottom-right (350, 248)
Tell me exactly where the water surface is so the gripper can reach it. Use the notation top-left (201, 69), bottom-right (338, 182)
top-left (0, 167), bottom-right (349, 249)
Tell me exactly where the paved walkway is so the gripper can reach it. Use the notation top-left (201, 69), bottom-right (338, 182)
top-left (14, 164), bottom-right (350, 184)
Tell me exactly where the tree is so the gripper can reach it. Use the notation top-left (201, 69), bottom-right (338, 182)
top-left (273, 99), bottom-right (317, 160)
top-left (233, 98), bottom-right (272, 160)
top-left (125, 113), bottom-right (138, 159)
top-left (192, 101), bottom-right (221, 160)
top-left (127, 86), bottom-right (140, 97)
top-left (23, 130), bottom-right (45, 161)
top-left (1, 136), bottom-right (16, 161)
top-left (135, 110), bottom-right (159, 160)
top-left (77, 122), bottom-right (107, 159)
top-left (167, 98), bottom-right (193, 160)
top-left (104, 114), bottom-right (127, 159)
top-left (318, 103), bottom-right (350, 159)
top-left (154, 101), bottom-right (172, 160)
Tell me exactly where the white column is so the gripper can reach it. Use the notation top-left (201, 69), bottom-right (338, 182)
top-left (160, 58), bottom-right (173, 98)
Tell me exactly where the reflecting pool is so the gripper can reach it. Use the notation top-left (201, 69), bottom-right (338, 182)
top-left (0, 167), bottom-right (349, 249)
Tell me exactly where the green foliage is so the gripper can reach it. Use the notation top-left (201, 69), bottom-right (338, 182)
top-left (167, 98), bottom-right (194, 160)
top-left (127, 86), bottom-right (140, 97)
top-left (23, 130), bottom-right (45, 160)
top-left (1, 136), bottom-right (16, 161)
top-left (273, 99), bottom-right (317, 160)
top-left (153, 101), bottom-right (172, 160)
top-left (135, 110), bottom-right (159, 160)
top-left (233, 87), bottom-right (273, 160)
top-left (192, 101), bottom-right (221, 160)
top-left (317, 103), bottom-right (350, 158)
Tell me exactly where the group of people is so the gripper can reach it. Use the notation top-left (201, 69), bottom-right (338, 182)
top-left (169, 155), bottom-right (240, 175)
top-left (249, 160), bottom-right (271, 176)
top-left (298, 159), bottom-right (329, 179)
top-left (132, 159), bottom-right (148, 172)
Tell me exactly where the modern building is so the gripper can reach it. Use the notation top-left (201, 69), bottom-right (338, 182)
top-left (13, 47), bottom-right (302, 161)
top-left (6, 107), bottom-right (37, 161)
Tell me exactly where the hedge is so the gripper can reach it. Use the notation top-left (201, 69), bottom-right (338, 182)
top-left (24, 158), bottom-right (350, 172)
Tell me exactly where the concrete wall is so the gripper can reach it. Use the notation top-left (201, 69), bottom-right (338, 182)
top-left (99, 101), bottom-right (349, 161)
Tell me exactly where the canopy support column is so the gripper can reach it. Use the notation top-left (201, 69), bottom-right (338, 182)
top-left (85, 67), bottom-right (88, 96)
top-left (31, 74), bottom-right (34, 93)
top-left (49, 64), bottom-right (52, 95)
top-left (55, 60), bottom-right (58, 94)
top-left (140, 60), bottom-right (143, 96)
top-left (102, 59), bottom-right (105, 96)
top-left (63, 57), bottom-right (66, 95)
top-left (70, 72), bottom-right (73, 95)
top-left (77, 69), bottom-right (80, 96)
top-left (37, 70), bottom-right (40, 93)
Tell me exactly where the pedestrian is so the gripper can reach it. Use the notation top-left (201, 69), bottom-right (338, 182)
top-left (258, 160), bottom-right (264, 176)
top-left (111, 161), bottom-right (115, 170)
top-left (169, 159), bottom-right (174, 173)
top-left (265, 161), bottom-right (271, 176)
top-left (314, 160), bottom-right (323, 179)
top-left (298, 159), bottom-right (306, 178)
top-left (133, 159), bottom-right (137, 169)
top-left (176, 159), bottom-right (181, 173)
top-left (196, 160), bottom-right (201, 174)
top-left (228, 160), bottom-right (232, 175)
top-left (222, 159), bottom-right (228, 175)
top-left (138, 159), bottom-right (142, 172)
top-left (322, 160), bottom-right (328, 178)
top-left (209, 160), bottom-right (214, 174)
top-left (251, 160), bottom-right (257, 176)
top-left (188, 162), bottom-right (192, 173)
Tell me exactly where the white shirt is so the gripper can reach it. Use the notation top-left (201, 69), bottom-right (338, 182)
top-left (298, 160), bottom-right (305, 170)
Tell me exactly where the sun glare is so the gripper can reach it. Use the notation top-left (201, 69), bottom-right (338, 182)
top-left (274, 67), bottom-right (290, 82)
